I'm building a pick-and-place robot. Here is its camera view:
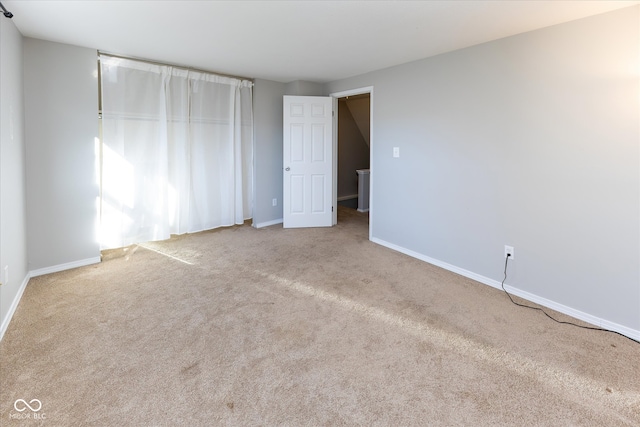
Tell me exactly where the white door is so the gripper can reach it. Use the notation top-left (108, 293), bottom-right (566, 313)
top-left (283, 96), bottom-right (333, 228)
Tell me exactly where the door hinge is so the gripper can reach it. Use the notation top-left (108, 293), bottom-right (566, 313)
top-left (332, 206), bottom-right (334, 212)
top-left (332, 110), bottom-right (335, 117)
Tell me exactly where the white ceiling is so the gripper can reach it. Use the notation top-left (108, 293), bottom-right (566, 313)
top-left (4, 0), bottom-right (638, 83)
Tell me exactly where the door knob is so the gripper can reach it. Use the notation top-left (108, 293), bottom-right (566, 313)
top-left (285, 167), bottom-right (290, 171)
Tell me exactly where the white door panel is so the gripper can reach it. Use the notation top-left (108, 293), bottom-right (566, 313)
top-left (283, 96), bottom-right (333, 228)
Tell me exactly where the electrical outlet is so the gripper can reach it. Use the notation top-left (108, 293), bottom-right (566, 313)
top-left (504, 245), bottom-right (514, 260)
top-left (393, 147), bottom-right (400, 158)
top-left (272, 198), bottom-right (277, 207)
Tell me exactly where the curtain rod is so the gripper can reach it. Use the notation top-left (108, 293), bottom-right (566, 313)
top-left (98, 51), bottom-right (254, 83)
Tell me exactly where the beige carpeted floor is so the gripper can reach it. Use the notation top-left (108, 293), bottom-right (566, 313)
top-left (1, 207), bottom-right (639, 426)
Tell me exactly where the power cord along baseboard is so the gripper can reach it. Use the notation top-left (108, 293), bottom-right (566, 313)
top-left (500, 255), bottom-right (638, 344)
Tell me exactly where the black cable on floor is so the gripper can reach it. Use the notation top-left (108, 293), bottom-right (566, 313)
top-left (500, 256), bottom-right (639, 345)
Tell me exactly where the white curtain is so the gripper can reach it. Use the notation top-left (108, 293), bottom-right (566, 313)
top-left (99, 56), bottom-right (253, 249)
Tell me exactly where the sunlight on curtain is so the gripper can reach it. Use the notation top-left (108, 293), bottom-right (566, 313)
top-left (99, 56), bottom-right (253, 249)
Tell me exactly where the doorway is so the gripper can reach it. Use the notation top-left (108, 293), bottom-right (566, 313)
top-left (331, 87), bottom-right (373, 237)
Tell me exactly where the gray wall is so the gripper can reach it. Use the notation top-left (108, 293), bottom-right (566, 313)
top-left (24, 38), bottom-right (100, 271)
top-left (0, 17), bottom-right (29, 336)
top-left (345, 97), bottom-right (370, 147)
top-left (253, 78), bottom-right (286, 227)
top-left (324, 6), bottom-right (640, 333)
top-left (285, 80), bottom-right (323, 96)
top-left (252, 79), bottom-right (324, 227)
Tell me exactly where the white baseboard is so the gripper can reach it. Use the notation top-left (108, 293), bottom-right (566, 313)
top-left (254, 218), bottom-right (283, 229)
top-left (371, 237), bottom-right (640, 342)
top-left (0, 256), bottom-right (102, 342)
top-left (501, 284), bottom-right (640, 341)
top-left (338, 194), bottom-right (358, 201)
top-left (0, 272), bottom-right (31, 342)
top-left (357, 208), bottom-right (369, 213)
top-left (29, 256), bottom-right (101, 278)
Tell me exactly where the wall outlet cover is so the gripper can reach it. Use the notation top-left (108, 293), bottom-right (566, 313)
top-left (504, 245), bottom-right (514, 260)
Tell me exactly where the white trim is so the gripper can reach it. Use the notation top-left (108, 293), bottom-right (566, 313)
top-left (0, 272), bottom-right (31, 342)
top-left (338, 194), bottom-right (358, 201)
top-left (357, 208), bottom-right (369, 213)
top-left (29, 257), bottom-right (101, 278)
top-left (330, 86), bottom-right (374, 240)
top-left (502, 284), bottom-right (640, 341)
top-left (330, 87), bottom-right (375, 100)
top-left (332, 96), bottom-right (339, 226)
top-left (1, 257), bottom-right (101, 341)
top-left (371, 237), bottom-right (640, 342)
top-left (254, 218), bottom-right (283, 228)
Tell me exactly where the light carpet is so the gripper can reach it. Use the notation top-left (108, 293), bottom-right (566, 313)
top-left (1, 207), bottom-right (639, 426)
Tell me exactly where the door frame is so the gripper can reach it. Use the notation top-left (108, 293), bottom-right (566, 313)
top-left (330, 86), bottom-right (374, 240)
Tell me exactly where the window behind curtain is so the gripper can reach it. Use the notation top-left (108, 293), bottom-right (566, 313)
top-left (99, 55), bottom-right (253, 249)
